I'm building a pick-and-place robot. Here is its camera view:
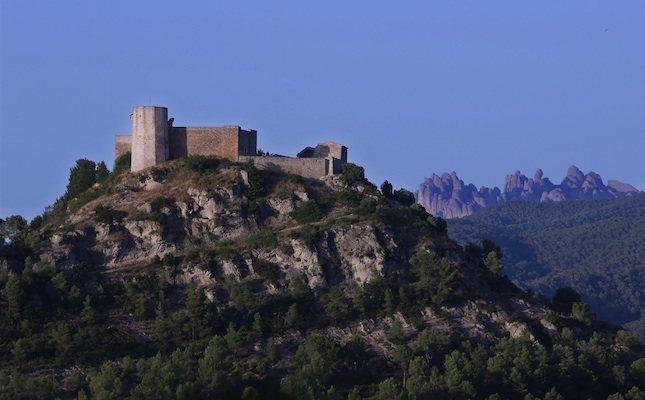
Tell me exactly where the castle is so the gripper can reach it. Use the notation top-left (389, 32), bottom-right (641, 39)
top-left (115, 106), bottom-right (347, 179)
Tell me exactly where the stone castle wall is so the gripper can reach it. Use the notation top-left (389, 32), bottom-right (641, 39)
top-left (170, 126), bottom-right (236, 161)
top-left (169, 126), bottom-right (257, 162)
top-left (115, 135), bottom-right (132, 160)
top-left (239, 156), bottom-right (329, 179)
top-left (114, 106), bottom-right (343, 177)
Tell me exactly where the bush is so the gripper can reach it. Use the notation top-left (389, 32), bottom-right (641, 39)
top-left (290, 224), bottom-right (319, 250)
top-left (253, 259), bottom-right (284, 282)
top-left (242, 160), bottom-right (265, 200)
top-left (340, 163), bottom-right (367, 187)
top-left (245, 231), bottom-right (278, 249)
top-left (184, 155), bottom-right (226, 174)
top-left (334, 190), bottom-right (363, 208)
top-left (290, 201), bottom-right (324, 224)
top-left (356, 197), bottom-right (377, 216)
top-left (392, 188), bottom-right (415, 207)
top-left (113, 152), bottom-right (131, 175)
top-left (94, 205), bottom-right (127, 224)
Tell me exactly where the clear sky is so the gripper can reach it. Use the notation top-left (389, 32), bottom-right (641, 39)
top-left (1, 1), bottom-right (644, 221)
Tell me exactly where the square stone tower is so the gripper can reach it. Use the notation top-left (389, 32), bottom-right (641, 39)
top-left (131, 106), bottom-right (169, 172)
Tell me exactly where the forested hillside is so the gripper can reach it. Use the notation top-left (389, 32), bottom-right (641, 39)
top-left (1, 156), bottom-right (645, 399)
top-left (448, 194), bottom-right (645, 340)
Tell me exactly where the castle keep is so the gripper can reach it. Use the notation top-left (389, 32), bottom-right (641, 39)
top-left (115, 106), bottom-right (347, 179)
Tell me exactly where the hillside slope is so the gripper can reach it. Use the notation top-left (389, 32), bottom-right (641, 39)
top-left (447, 194), bottom-right (645, 340)
top-left (1, 157), bottom-right (644, 399)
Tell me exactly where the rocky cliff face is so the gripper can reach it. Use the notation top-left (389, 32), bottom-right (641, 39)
top-left (417, 165), bottom-right (640, 218)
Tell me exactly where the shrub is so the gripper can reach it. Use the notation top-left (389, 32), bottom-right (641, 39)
top-left (290, 201), bottom-right (324, 224)
top-left (184, 155), bottom-right (225, 174)
top-left (356, 197), bottom-right (377, 216)
top-left (253, 259), bottom-right (284, 282)
top-left (290, 224), bottom-right (319, 250)
top-left (113, 152), bottom-right (131, 175)
top-left (340, 163), bottom-right (367, 187)
top-left (245, 231), bottom-right (278, 249)
top-left (162, 253), bottom-right (176, 266)
top-left (288, 173), bottom-right (303, 184)
top-left (94, 205), bottom-right (127, 224)
top-left (242, 160), bottom-right (265, 200)
top-left (392, 188), bottom-right (415, 206)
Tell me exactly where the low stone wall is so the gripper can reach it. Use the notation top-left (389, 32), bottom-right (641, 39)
top-left (239, 156), bottom-right (328, 179)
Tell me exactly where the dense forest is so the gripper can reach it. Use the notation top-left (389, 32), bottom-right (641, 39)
top-left (1, 156), bottom-right (645, 399)
top-left (447, 194), bottom-right (645, 341)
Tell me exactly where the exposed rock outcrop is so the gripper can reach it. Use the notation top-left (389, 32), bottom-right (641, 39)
top-left (417, 165), bottom-right (640, 218)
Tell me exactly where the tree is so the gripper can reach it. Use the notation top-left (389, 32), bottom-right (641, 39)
top-left (389, 317), bottom-right (405, 344)
top-left (572, 302), bottom-right (596, 325)
top-left (393, 188), bottom-right (415, 207)
top-left (324, 287), bottom-right (347, 322)
top-left (285, 303), bottom-right (299, 329)
top-left (484, 251), bottom-right (504, 275)
top-left (96, 161), bottom-right (110, 182)
top-left (381, 180), bottom-right (393, 198)
top-left (2, 275), bottom-right (23, 321)
top-left (552, 287), bottom-right (581, 313)
top-left (242, 159), bottom-right (265, 200)
top-left (65, 159), bottom-right (97, 200)
top-left (352, 286), bottom-right (366, 317)
top-left (385, 288), bottom-right (395, 316)
top-left (341, 163), bottom-right (367, 187)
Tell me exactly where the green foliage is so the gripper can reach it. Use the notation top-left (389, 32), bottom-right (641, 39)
top-left (290, 224), bottom-right (320, 250)
top-left (113, 151), bottom-right (131, 175)
top-left (252, 259), bottom-right (284, 282)
top-left (409, 250), bottom-right (459, 305)
top-left (484, 251), bottom-right (504, 275)
top-left (572, 301), bottom-right (596, 325)
top-left (244, 230), bottom-right (278, 249)
top-left (242, 159), bottom-right (265, 200)
top-left (66, 159), bottom-right (98, 200)
top-left (183, 155), bottom-right (227, 174)
top-left (552, 287), bottom-right (581, 313)
top-left (381, 180), bottom-right (393, 198)
top-left (94, 205), bottom-right (127, 224)
top-left (448, 194), bottom-right (645, 340)
top-left (393, 188), bottom-right (415, 206)
top-left (290, 200), bottom-right (325, 224)
top-left (340, 163), bottom-right (368, 187)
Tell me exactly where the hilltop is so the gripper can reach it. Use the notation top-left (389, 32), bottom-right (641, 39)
top-left (1, 155), bottom-right (644, 398)
top-left (417, 166), bottom-right (639, 218)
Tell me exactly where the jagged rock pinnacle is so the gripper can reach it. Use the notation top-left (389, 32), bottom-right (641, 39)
top-left (416, 166), bottom-right (640, 218)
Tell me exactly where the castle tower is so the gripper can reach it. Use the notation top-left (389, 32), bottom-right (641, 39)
top-left (131, 106), bottom-right (169, 172)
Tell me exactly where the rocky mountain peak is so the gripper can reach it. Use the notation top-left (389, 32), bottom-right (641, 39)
top-left (417, 166), bottom-right (640, 218)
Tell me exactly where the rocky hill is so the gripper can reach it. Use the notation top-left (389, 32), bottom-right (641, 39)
top-left (1, 157), bottom-right (644, 398)
top-left (417, 165), bottom-right (640, 218)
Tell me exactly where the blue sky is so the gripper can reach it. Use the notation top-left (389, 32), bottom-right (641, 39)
top-left (2, 1), bottom-right (644, 220)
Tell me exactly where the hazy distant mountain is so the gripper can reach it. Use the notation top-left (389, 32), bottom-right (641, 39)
top-left (416, 165), bottom-right (640, 218)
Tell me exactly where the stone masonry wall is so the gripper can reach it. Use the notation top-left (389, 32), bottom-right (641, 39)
top-left (170, 126), bottom-right (240, 162)
top-left (239, 156), bottom-right (328, 179)
top-left (237, 129), bottom-right (257, 157)
top-left (115, 135), bottom-right (132, 160)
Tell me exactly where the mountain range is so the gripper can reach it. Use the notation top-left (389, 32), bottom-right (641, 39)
top-left (417, 165), bottom-right (640, 218)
